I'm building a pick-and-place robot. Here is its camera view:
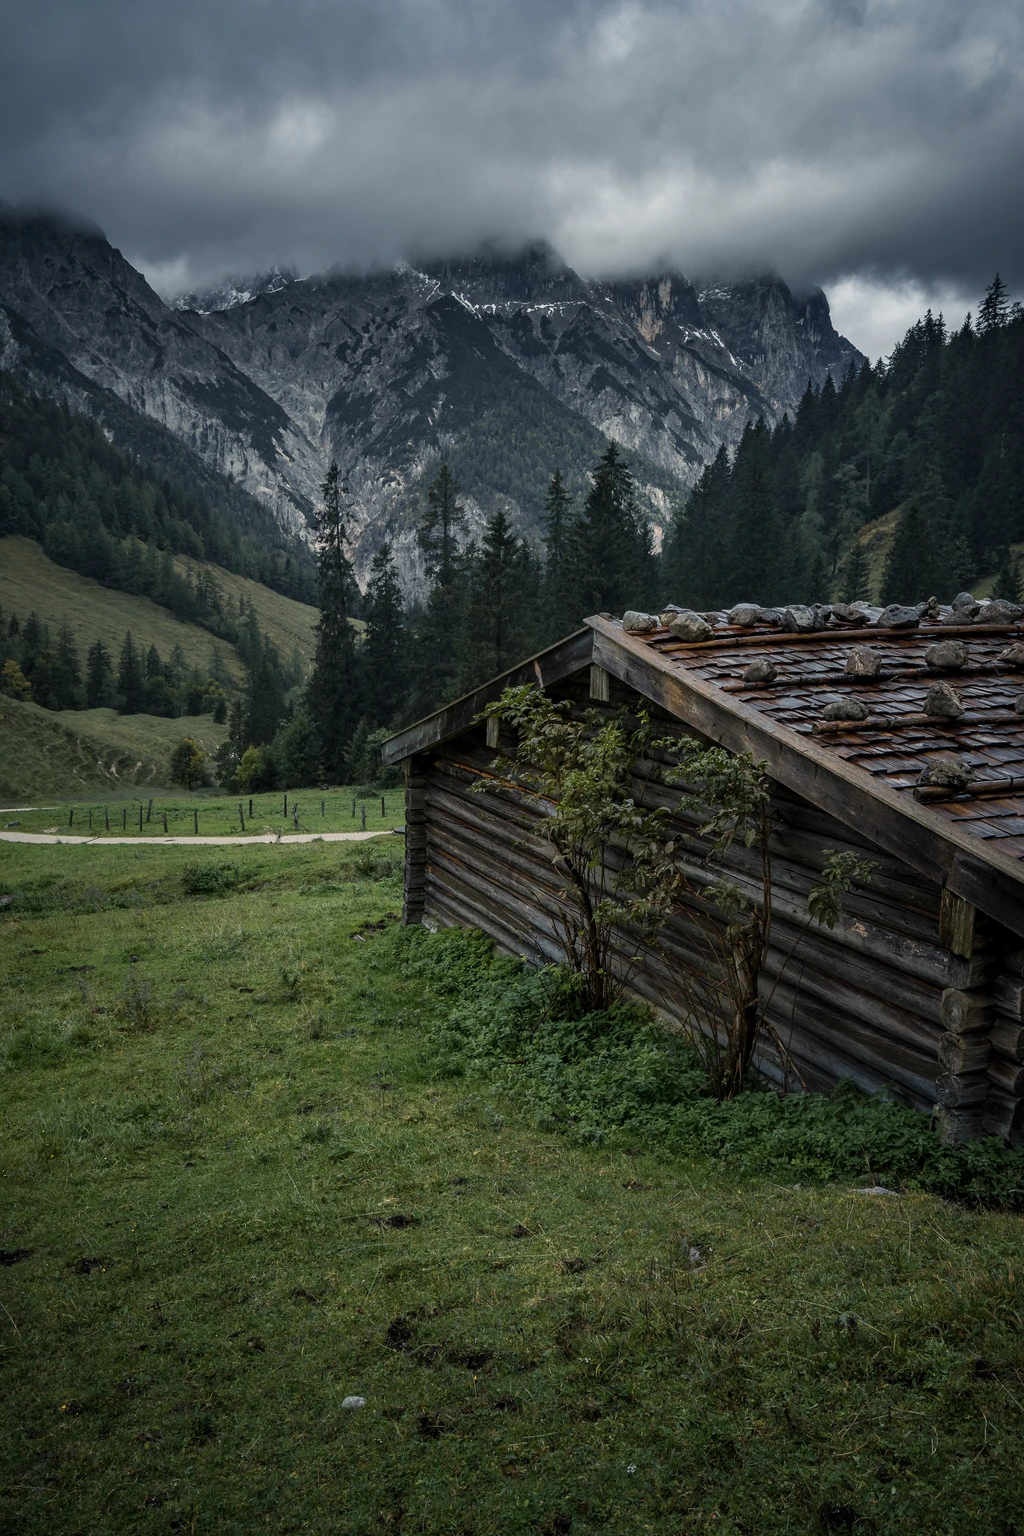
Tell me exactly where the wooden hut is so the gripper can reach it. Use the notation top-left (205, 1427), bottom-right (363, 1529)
top-left (382, 607), bottom-right (1024, 1145)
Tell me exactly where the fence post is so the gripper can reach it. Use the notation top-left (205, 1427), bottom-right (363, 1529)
top-left (239, 803), bottom-right (246, 832)
top-left (381, 796), bottom-right (385, 818)
top-left (321, 798), bottom-right (325, 818)
top-left (163, 811), bottom-right (168, 834)
top-left (283, 794), bottom-right (288, 817)
top-left (361, 804), bottom-right (367, 831)
top-left (249, 798), bottom-right (253, 819)
top-left (69, 808), bottom-right (74, 828)
top-left (146, 799), bottom-right (153, 823)
top-left (351, 798), bottom-right (356, 818)
top-left (105, 806), bottom-right (109, 831)
top-left (194, 808), bottom-right (199, 835)
top-left (122, 807), bottom-right (126, 831)
top-left (138, 804), bottom-right (143, 832)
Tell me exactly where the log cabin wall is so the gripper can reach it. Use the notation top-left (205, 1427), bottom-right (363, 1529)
top-left (407, 668), bottom-right (1017, 1140)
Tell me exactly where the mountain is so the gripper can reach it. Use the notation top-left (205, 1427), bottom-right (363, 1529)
top-left (0, 208), bottom-right (862, 589)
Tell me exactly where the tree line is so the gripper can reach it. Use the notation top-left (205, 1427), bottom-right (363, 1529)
top-left (0, 375), bottom-right (316, 603)
top-left (661, 275), bottom-right (1024, 610)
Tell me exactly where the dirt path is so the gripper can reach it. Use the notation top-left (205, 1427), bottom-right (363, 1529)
top-left (0, 829), bottom-right (398, 847)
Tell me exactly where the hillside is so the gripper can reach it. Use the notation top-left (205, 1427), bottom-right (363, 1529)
top-left (0, 536), bottom-right (319, 687)
top-left (0, 695), bottom-right (227, 802)
top-left (0, 209), bottom-right (862, 591)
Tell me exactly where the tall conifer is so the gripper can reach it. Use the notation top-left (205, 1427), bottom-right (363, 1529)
top-left (571, 443), bottom-right (655, 616)
top-left (307, 461), bottom-right (359, 778)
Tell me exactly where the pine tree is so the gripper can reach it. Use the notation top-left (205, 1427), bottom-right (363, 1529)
top-left (882, 467), bottom-right (970, 604)
top-left (837, 538), bottom-right (872, 603)
top-left (85, 639), bottom-right (113, 708)
top-left (49, 625), bottom-right (83, 709)
top-left (414, 464), bottom-right (469, 706)
top-left (361, 541), bottom-right (407, 726)
top-left (458, 509), bottom-right (539, 690)
top-left (540, 469), bottom-right (574, 631)
top-left (978, 274), bottom-right (1010, 335)
top-left (662, 445), bottom-right (731, 609)
top-left (729, 420), bottom-right (784, 604)
top-left (571, 443), bottom-right (655, 616)
top-left (117, 631), bottom-right (144, 714)
top-left (307, 461), bottom-right (359, 778)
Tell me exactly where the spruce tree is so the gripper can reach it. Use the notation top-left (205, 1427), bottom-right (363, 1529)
top-left (540, 469), bottom-right (574, 632)
top-left (662, 445), bottom-right (731, 609)
top-left (414, 464), bottom-right (468, 706)
top-left (837, 537), bottom-right (872, 603)
top-left (729, 420), bottom-right (784, 604)
top-left (571, 443), bottom-right (655, 617)
top-left (307, 461), bottom-right (359, 778)
top-left (361, 541), bottom-right (407, 726)
top-left (458, 508), bottom-right (539, 690)
top-left (53, 625), bottom-right (83, 709)
top-left (117, 631), bottom-right (144, 714)
top-left (85, 639), bottom-right (112, 708)
top-left (978, 274), bottom-right (1010, 334)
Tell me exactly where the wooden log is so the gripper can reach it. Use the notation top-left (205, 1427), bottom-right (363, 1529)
top-left (993, 975), bottom-right (1024, 1022)
top-left (939, 889), bottom-right (978, 959)
top-left (934, 1071), bottom-right (992, 1108)
top-left (980, 1089), bottom-right (1024, 1143)
top-left (938, 1033), bottom-right (993, 1074)
top-left (940, 989), bottom-right (995, 1035)
top-left (986, 1056), bottom-right (1024, 1096)
top-left (933, 1107), bottom-right (983, 1147)
top-left (990, 1021), bottom-right (1024, 1063)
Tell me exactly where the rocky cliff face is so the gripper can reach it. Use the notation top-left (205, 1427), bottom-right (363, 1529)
top-left (0, 212), bottom-right (862, 590)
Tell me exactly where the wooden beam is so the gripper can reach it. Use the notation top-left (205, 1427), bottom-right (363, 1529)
top-left (590, 664), bottom-right (611, 702)
top-left (382, 628), bottom-right (593, 764)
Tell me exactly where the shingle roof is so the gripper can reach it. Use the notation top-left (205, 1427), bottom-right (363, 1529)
top-left (629, 617), bottom-right (1024, 862)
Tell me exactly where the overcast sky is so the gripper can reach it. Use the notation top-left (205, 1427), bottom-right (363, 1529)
top-left (1, 0), bottom-right (1021, 358)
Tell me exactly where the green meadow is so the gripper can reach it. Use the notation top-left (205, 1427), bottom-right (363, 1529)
top-left (1, 840), bottom-right (1022, 1534)
top-left (2, 786), bottom-right (405, 838)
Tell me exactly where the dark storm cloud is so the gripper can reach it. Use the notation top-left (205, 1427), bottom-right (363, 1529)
top-left (1, 0), bottom-right (1021, 330)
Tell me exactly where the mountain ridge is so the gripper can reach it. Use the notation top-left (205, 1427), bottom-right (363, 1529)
top-left (0, 207), bottom-right (863, 590)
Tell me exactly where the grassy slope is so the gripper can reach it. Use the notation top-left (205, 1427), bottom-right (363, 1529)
top-left (0, 697), bottom-right (227, 803)
top-left (0, 536), bottom-right (319, 683)
top-left (0, 841), bottom-right (1022, 1534)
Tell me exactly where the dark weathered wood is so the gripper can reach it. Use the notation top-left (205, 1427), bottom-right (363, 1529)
top-left (382, 629), bottom-right (593, 764)
top-left (933, 1107), bottom-right (984, 1147)
top-left (990, 1021), bottom-right (1024, 1064)
top-left (993, 975), bottom-right (1024, 1022)
top-left (590, 618), bottom-right (1024, 940)
top-left (938, 1032), bottom-right (993, 1074)
top-left (939, 889), bottom-right (976, 959)
top-left (987, 1056), bottom-right (1024, 1096)
top-left (654, 622), bottom-right (1019, 652)
top-left (590, 664), bottom-right (611, 702)
top-left (940, 989), bottom-right (995, 1035)
top-left (934, 1071), bottom-right (992, 1108)
top-left (403, 756), bottom-right (428, 927)
top-left (980, 1088), bottom-right (1024, 1143)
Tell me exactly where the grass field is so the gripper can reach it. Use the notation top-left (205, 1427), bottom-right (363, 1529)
top-left (0, 697), bottom-right (228, 804)
top-left (0, 536), bottom-right (319, 687)
top-left (2, 785), bottom-right (405, 837)
top-left (1, 840), bottom-right (1023, 1533)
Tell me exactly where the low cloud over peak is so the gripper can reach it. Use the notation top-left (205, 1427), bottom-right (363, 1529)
top-left (2, 0), bottom-right (1019, 357)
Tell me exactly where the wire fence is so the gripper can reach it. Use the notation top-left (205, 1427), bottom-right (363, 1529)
top-left (3, 788), bottom-right (406, 839)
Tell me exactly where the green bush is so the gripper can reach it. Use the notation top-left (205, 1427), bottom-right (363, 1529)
top-left (181, 862), bottom-right (239, 896)
top-left (378, 925), bottom-right (1024, 1209)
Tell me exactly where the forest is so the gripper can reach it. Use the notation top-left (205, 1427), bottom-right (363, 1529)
top-left (4, 277), bottom-right (1022, 794)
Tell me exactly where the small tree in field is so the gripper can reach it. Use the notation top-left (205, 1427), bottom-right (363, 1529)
top-left (169, 736), bottom-right (207, 790)
top-left (480, 685), bottom-right (874, 1097)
